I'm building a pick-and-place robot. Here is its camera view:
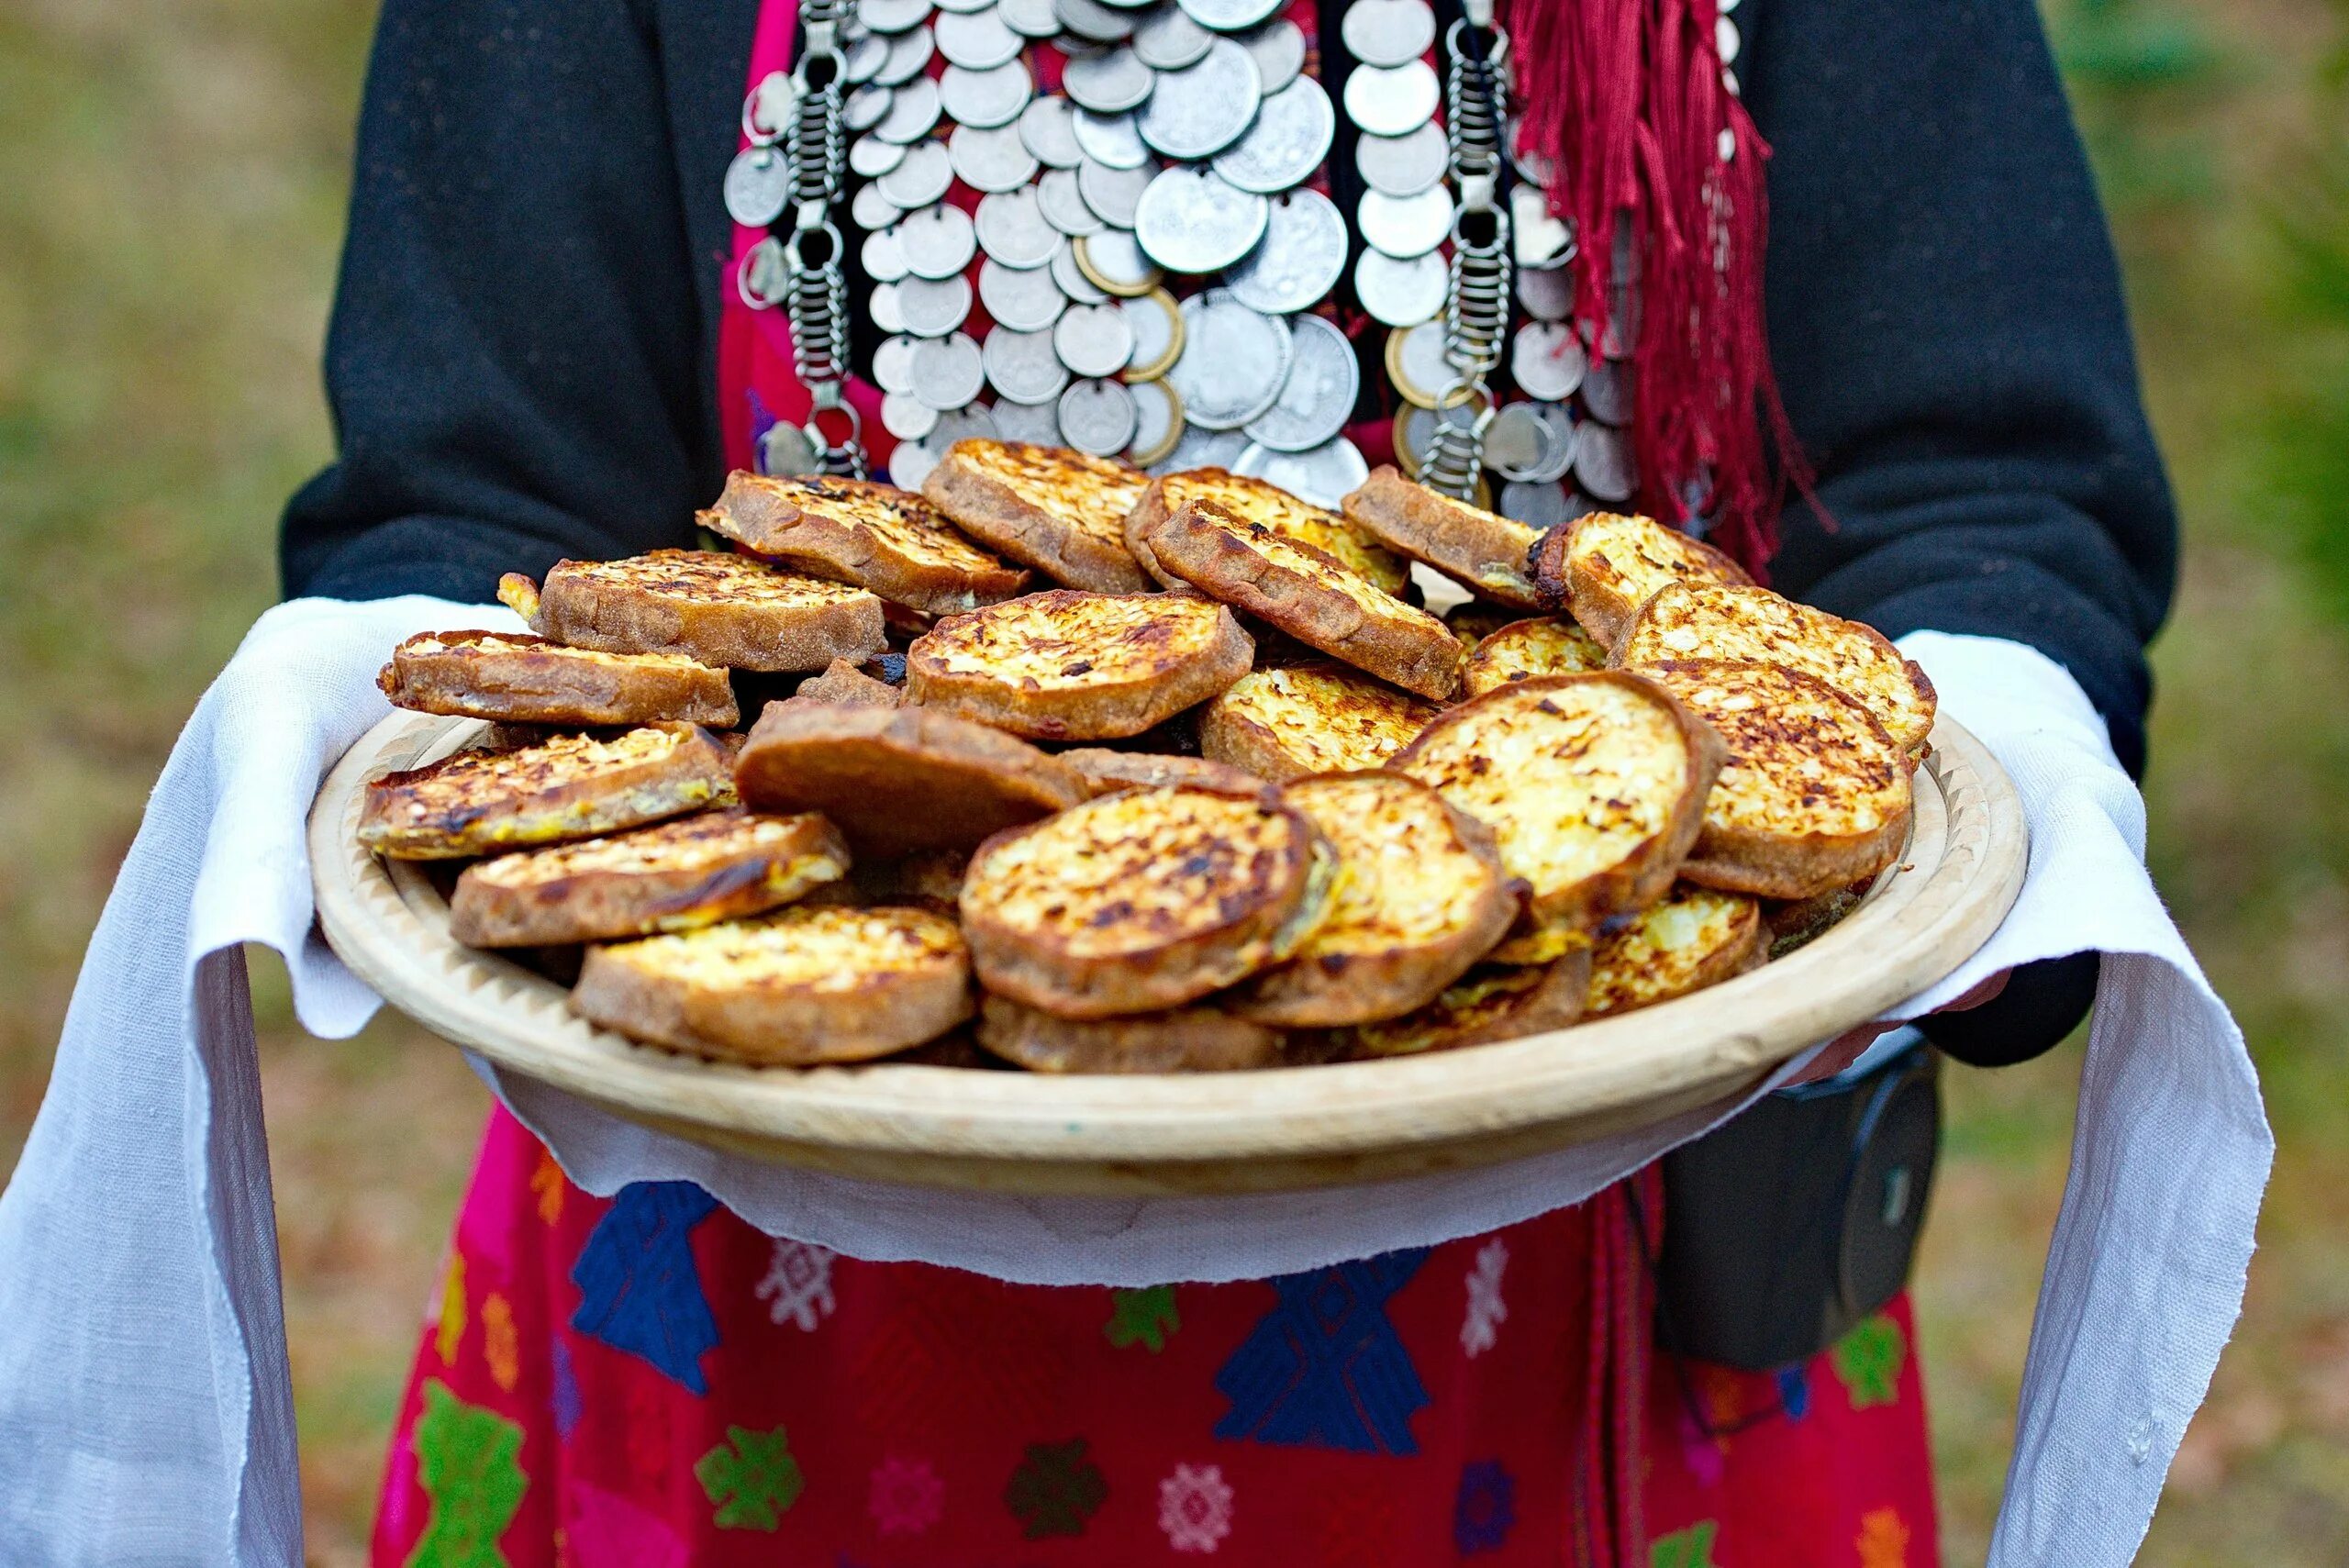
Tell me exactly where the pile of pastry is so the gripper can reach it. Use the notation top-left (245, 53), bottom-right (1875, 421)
top-left (355, 439), bottom-right (1934, 1073)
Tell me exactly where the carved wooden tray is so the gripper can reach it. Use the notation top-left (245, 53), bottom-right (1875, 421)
top-left (309, 711), bottom-right (2024, 1195)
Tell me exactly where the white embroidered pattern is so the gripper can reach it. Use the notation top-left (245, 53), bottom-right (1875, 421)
top-left (754, 1239), bottom-right (837, 1331)
top-left (1158, 1462), bottom-right (1235, 1553)
top-left (1461, 1238), bottom-right (1509, 1359)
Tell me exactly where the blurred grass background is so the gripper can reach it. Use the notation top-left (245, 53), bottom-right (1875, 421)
top-left (1, 0), bottom-right (2344, 1560)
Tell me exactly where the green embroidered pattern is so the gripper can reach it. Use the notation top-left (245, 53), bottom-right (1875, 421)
top-left (1005, 1439), bottom-right (1108, 1539)
top-left (405, 1380), bottom-right (527, 1568)
top-left (1104, 1285), bottom-right (1180, 1352)
top-left (695, 1425), bottom-right (804, 1531)
top-left (1831, 1312), bottom-right (1907, 1409)
top-left (1651, 1519), bottom-right (1720, 1568)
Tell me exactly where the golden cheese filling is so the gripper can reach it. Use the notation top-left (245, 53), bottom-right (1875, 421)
top-left (1573, 513), bottom-right (1744, 603)
top-left (558, 550), bottom-right (874, 606)
top-left (1280, 775), bottom-right (1492, 955)
top-left (602, 905), bottom-right (964, 991)
top-left (963, 441), bottom-right (1149, 545)
top-left (1154, 472), bottom-right (1407, 593)
top-left (1586, 886), bottom-right (1757, 1015)
top-left (1212, 666), bottom-right (1439, 773)
top-left (400, 631), bottom-right (713, 673)
top-left (1464, 617), bottom-right (1609, 695)
top-left (465, 811), bottom-right (842, 885)
top-left (1647, 662), bottom-right (1907, 837)
top-left (775, 475), bottom-right (1011, 573)
top-left (918, 593), bottom-right (1226, 687)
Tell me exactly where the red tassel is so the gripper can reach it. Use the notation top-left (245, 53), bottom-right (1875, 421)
top-left (1569, 1167), bottom-right (1664, 1568)
top-left (1499, 0), bottom-right (1811, 579)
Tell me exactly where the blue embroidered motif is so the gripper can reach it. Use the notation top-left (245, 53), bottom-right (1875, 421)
top-left (551, 1336), bottom-right (582, 1439)
top-left (1453, 1459), bottom-right (1516, 1554)
top-left (1776, 1363), bottom-right (1810, 1421)
top-left (570, 1182), bottom-right (721, 1394)
top-left (1212, 1248), bottom-right (1431, 1453)
top-left (749, 391), bottom-right (780, 473)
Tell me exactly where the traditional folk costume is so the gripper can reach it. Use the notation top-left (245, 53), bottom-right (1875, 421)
top-left (282, 0), bottom-right (2176, 1559)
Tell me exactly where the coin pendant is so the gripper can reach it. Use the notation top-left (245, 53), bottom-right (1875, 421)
top-left (1152, 423), bottom-right (1251, 474)
top-left (1343, 60), bottom-right (1439, 138)
top-left (878, 139), bottom-right (954, 207)
top-left (1052, 241), bottom-right (1112, 303)
top-left (936, 6), bottom-right (1025, 67)
top-left (912, 332), bottom-right (988, 410)
top-left (992, 396), bottom-right (1065, 444)
top-left (951, 120), bottom-right (1043, 192)
top-left (1574, 422), bottom-right (1636, 501)
top-left (1340, 0), bottom-right (1436, 67)
top-left (873, 334), bottom-right (924, 395)
top-left (1174, 0), bottom-right (1284, 33)
top-left (1121, 286), bottom-right (1186, 380)
top-left (1073, 228), bottom-right (1163, 295)
top-left (883, 391), bottom-right (942, 441)
top-left (985, 326), bottom-right (1074, 404)
top-left (979, 254), bottom-right (1069, 331)
top-left (1059, 378), bottom-right (1141, 455)
top-left (941, 60), bottom-right (1035, 128)
top-left (1054, 300), bottom-right (1140, 378)
top-left (1243, 312), bottom-right (1360, 453)
top-left (1510, 320), bottom-right (1587, 402)
top-left (1076, 156), bottom-right (1158, 228)
top-left (1498, 479), bottom-right (1575, 529)
top-left (1384, 319), bottom-right (1452, 409)
top-left (1239, 17), bottom-right (1307, 93)
top-left (1581, 356), bottom-right (1634, 426)
top-left (1003, 0), bottom-right (1063, 36)
top-left (897, 203), bottom-right (980, 279)
top-left (1073, 106), bottom-right (1152, 169)
top-left (1517, 262), bottom-right (1574, 322)
top-left (1134, 166), bottom-right (1269, 274)
top-left (1481, 400), bottom-right (1575, 483)
top-left (1357, 184), bottom-right (1454, 259)
top-left (852, 182), bottom-right (906, 231)
top-left (1063, 45), bottom-right (1156, 113)
top-left (1167, 291), bottom-right (1294, 430)
top-left (875, 27), bottom-right (936, 83)
top-left (887, 439), bottom-right (947, 492)
top-left (1127, 377), bottom-right (1186, 465)
top-left (724, 146), bottom-right (792, 228)
top-left (862, 227), bottom-right (912, 283)
top-left (1211, 76), bottom-right (1334, 195)
top-left (1039, 167), bottom-right (1106, 237)
top-left (1020, 96), bottom-right (1087, 169)
top-left (1133, 5), bottom-right (1214, 69)
top-left (975, 185), bottom-right (1063, 267)
top-left (1223, 187), bottom-right (1348, 316)
top-left (1353, 247), bottom-right (1446, 327)
top-left (875, 75), bottom-right (944, 141)
top-left (1136, 38), bottom-right (1263, 161)
top-left (863, 0), bottom-right (933, 33)
top-left (1231, 436), bottom-right (1371, 508)
top-left (1054, 0), bottom-right (1137, 42)
top-left (896, 272), bottom-right (976, 337)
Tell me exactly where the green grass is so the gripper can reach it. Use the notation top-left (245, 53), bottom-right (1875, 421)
top-left (3, 0), bottom-right (2346, 1562)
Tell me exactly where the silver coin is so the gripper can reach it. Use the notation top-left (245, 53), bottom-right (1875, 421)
top-left (972, 186), bottom-right (1060, 268)
top-left (1389, 318), bottom-right (1451, 404)
top-left (1510, 141), bottom-right (1559, 190)
top-left (875, 75), bottom-right (943, 141)
top-left (883, 391), bottom-right (942, 441)
top-left (1054, 0), bottom-right (1137, 41)
top-left (939, 0), bottom-right (995, 15)
top-left (846, 83), bottom-right (895, 133)
top-left (935, 6), bottom-right (1025, 67)
top-left (1063, 45), bottom-right (1156, 112)
top-left (1353, 119), bottom-right (1447, 196)
top-left (1482, 401), bottom-right (1574, 483)
top-left (1498, 479), bottom-right (1575, 529)
top-left (1575, 422), bottom-right (1635, 501)
top-left (1231, 436), bottom-right (1370, 508)
top-left (1717, 13), bottom-right (1741, 64)
top-left (941, 60), bottom-right (1035, 128)
top-left (1076, 228), bottom-right (1162, 292)
top-left (1525, 403), bottom-right (1580, 484)
top-left (935, 405), bottom-right (1005, 445)
top-left (1175, 0), bottom-right (1282, 33)
top-left (862, 227), bottom-right (912, 283)
top-left (1152, 423), bottom-right (1249, 474)
top-left (1517, 262), bottom-right (1574, 322)
top-left (1053, 301), bottom-right (1138, 378)
top-left (1340, 0), bottom-right (1435, 67)
top-left (1581, 357), bottom-right (1634, 426)
top-left (852, 182), bottom-right (907, 231)
top-left (1211, 76), bottom-right (1333, 194)
top-left (913, 331), bottom-right (990, 409)
top-left (874, 334), bottom-right (924, 395)
top-left (1133, 5), bottom-right (1214, 69)
top-left (1341, 60), bottom-right (1438, 138)
top-left (1243, 312), bottom-right (1359, 452)
top-left (888, 439), bottom-right (947, 492)
top-left (1037, 167), bottom-right (1105, 236)
top-left (1123, 289), bottom-right (1181, 373)
top-left (1357, 184), bottom-right (1453, 259)
top-left (1134, 166), bottom-right (1268, 274)
top-left (739, 235), bottom-right (789, 307)
top-left (1058, 378), bottom-right (1141, 455)
top-left (863, 0), bottom-right (932, 33)
top-left (1238, 17), bottom-right (1306, 93)
top-left (1168, 292), bottom-right (1293, 429)
top-left (950, 121), bottom-right (1042, 191)
top-left (979, 254), bottom-right (1069, 330)
top-left (850, 133), bottom-right (909, 180)
top-left (1353, 247), bottom-right (1445, 327)
top-left (1019, 97), bottom-right (1085, 171)
top-left (1003, 0), bottom-right (1063, 35)
top-left (1224, 187), bottom-right (1347, 315)
top-left (896, 272), bottom-right (976, 337)
top-left (724, 145), bottom-right (793, 228)
top-left (1128, 377), bottom-right (1182, 460)
top-left (1510, 182), bottom-right (1575, 269)
top-left (870, 281), bottom-right (907, 333)
top-left (762, 419), bottom-right (820, 475)
top-left (1077, 156), bottom-right (1157, 228)
top-left (874, 28), bottom-right (935, 85)
top-left (1052, 241), bottom-right (1112, 303)
top-left (992, 396), bottom-right (1064, 444)
top-left (897, 203), bottom-right (980, 278)
top-left (744, 72), bottom-right (800, 143)
top-left (1073, 108), bottom-right (1152, 172)
top-left (1137, 39), bottom-right (1262, 160)
top-left (985, 326), bottom-right (1074, 403)
top-left (1511, 321), bottom-right (1586, 402)
top-left (876, 139), bottom-right (953, 207)
top-left (845, 31), bottom-right (891, 83)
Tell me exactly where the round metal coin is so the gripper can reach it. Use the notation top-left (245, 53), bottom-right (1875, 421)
top-left (1581, 357), bottom-right (1634, 426)
top-left (863, 0), bottom-right (932, 33)
top-left (950, 120), bottom-right (1042, 191)
top-left (1353, 119), bottom-right (1448, 196)
top-left (941, 61), bottom-right (1035, 128)
top-left (1152, 423), bottom-right (1250, 474)
top-left (1053, 300), bottom-right (1138, 377)
top-left (975, 185), bottom-right (1063, 267)
top-left (896, 204), bottom-right (980, 279)
top-left (1002, 0), bottom-right (1063, 36)
top-left (1517, 262), bottom-right (1573, 322)
top-left (978, 254), bottom-right (1069, 330)
top-left (1574, 421), bottom-right (1635, 501)
top-left (847, 83), bottom-right (895, 133)
top-left (1511, 320), bottom-right (1586, 402)
top-left (936, 6), bottom-right (1025, 66)
top-left (1482, 400), bottom-right (1574, 483)
top-left (985, 326), bottom-right (1074, 403)
top-left (1341, 60), bottom-right (1438, 138)
top-left (912, 332), bottom-right (989, 409)
top-left (869, 281), bottom-right (907, 333)
top-left (1353, 247), bottom-right (1446, 327)
top-left (1240, 18), bottom-right (1306, 92)
top-left (1073, 106), bottom-right (1151, 169)
top-left (877, 139), bottom-right (954, 206)
top-left (862, 227), bottom-right (912, 283)
top-left (875, 28), bottom-right (935, 83)
top-left (1510, 182), bottom-right (1575, 269)
top-left (1073, 228), bottom-right (1163, 295)
top-left (1357, 184), bottom-right (1453, 259)
top-left (739, 236), bottom-right (789, 308)
top-left (1054, 0), bottom-right (1137, 42)
top-left (1136, 39), bottom-right (1262, 161)
top-left (883, 391), bottom-right (942, 441)
top-left (1232, 436), bottom-right (1370, 508)
top-left (1128, 377), bottom-right (1186, 464)
top-left (1210, 76), bottom-right (1333, 195)
top-left (1058, 378), bottom-right (1141, 454)
top-left (1020, 96), bottom-right (1086, 168)
top-left (992, 396), bottom-right (1064, 444)
top-left (1384, 318), bottom-right (1453, 408)
top-left (1133, 5), bottom-right (1214, 69)
top-left (875, 75), bottom-right (943, 141)
top-left (1498, 479), bottom-right (1575, 529)
top-left (873, 334), bottom-right (924, 395)
top-left (1039, 167), bottom-right (1106, 236)
top-left (852, 182), bottom-right (906, 231)
top-left (1134, 166), bottom-right (1268, 274)
top-left (938, 0), bottom-right (996, 16)
top-left (1077, 156), bottom-right (1157, 228)
top-left (1340, 0), bottom-right (1435, 67)
top-left (1243, 312), bottom-right (1359, 452)
top-left (724, 145), bottom-right (793, 228)
top-left (1063, 45), bottom-right (1155, 112)
top-left (1223, 186), bottom-right (1347, 315)
top-left (1167, 292), bottom-right (1293, 429)
top-left (845, 30), bottom-right (891, 83)
top-left (934, 405), bottom-right (1004, 444)
top-left (744, 72), bottom-right (800, 143)
top-left (1052, 241), bottom-right (1112, 303)
top-left (896, 272), bottom-right (976, 337)
top-left (1121, 286), bottom-right (1185, 379)
top-left (1175, 0), bottom-right (1283, 33)
top-left (852, 131), bottom-right (907, 177)
top-left (888, 439), bottom-right (947, 492)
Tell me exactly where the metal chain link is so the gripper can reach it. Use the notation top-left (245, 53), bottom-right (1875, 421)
top-left (1419, 9), bottom-right (1514, 500)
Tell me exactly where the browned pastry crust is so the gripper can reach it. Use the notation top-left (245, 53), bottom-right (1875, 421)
top-left (794, 658), bottom-right (905, 708)
top-left (1197, 663), bottom-right (1442, 783)
top-left (1461, 616), bottom-right (1609, 697)
top-left (974, 995), bottom-right (1289, 1073)
top-left (1055, 748), bottom-right (1264, 797)
top-left (1311, 954), bottom-right (1594, 1061)
top-left (732, 699), bottom-right (1087, 856)
top-left (1125, 468), bottom-right (1408, 595)
top-left (1527, 510), bottom-right (1754, 642)
top-left (498, 550), bottom-right (887, 673)
top-left (1583, 884), bottom-right (1767, 1018)
top-left (921, 440), bottom-right (1154, 592)
top-left (1340, 465), bottom-right (1545, 608)
top-left (1133, 499), bottom-right (1464, 699)
top-left (698, 471), bottom-right (1032, 616)
top-left (378, 629), bottom-right (739, 728)
top-left (571, 905), bottom-right (974, 1065)
top-left (358, 723), bottom-right (736, 859)
top-left (447, 809), bottom-right (850, 947)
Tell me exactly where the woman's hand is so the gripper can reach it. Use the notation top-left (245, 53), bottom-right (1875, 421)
top-left (1779, 970), bottom-right (2013, 1086)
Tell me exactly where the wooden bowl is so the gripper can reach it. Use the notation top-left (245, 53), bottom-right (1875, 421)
top-left (309, 711), bottom-right (2024, 1195)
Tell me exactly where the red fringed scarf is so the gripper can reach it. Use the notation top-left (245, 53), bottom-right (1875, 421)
top-left (1502, 0), bottom-right (1809, 578)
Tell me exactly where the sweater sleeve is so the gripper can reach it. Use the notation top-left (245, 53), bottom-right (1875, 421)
top-left (280, 0), bottom-right (742, 604)
top-left (1742, 0), bottom-right (2177, 780)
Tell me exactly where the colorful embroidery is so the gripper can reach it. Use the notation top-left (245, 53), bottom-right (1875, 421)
top-left (1856, 1506), bottom-right (1910, 1568)
top-left (1831, 1313), bottom-right (1906, 1410)
top-left (1213, 1250), bottom-right (1431, 1453)
top-left (868, 1454), bottom-right (945, 1537)
top-left (531, 1148), bottom-right (566, 1228)
top-left (405, 1379), bottom-right (526, 1568)
top-left (1106, 1285), bottom-right (1180, 1352)
top-left (483, 1293), bottom-right (520, 1394)
top-left (435, 1256), bottom-right (467, 1367)
top-left (1460, 1239), bottom-right (1508, 1359)
top-left (1005, 1440), bottom-right (1108, 1539)
top-left (550, 1338), bottom-right (582, 1440)
top-left (1453, 1460), bottom-right (1516, 1554)
top-left (695, 1424), bottom-right (804, 1531)
top-left (1651, 1519), bottom-right (1720, 1568)
top-left (560, 1478), bottom-right (686, 1568)
top-left (1158, 1462), bottom-right (1234, 1552)
top-left (571, 1183), bottom-right (720, 1394)
top-left (623, 1377), bottom-right (671, 1484)
top-left (755, 1240), bottom-right (837, 1332)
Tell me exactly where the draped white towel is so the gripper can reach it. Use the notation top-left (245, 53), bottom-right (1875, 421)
top-left (0, 599), bottom-right (2268, 1567)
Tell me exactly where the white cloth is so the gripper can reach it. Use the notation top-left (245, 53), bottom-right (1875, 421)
top-left (0, 602), bottom-right (2267, 1567)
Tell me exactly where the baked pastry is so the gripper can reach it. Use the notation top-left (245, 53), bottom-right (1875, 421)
top-left (378, 630), bottom-right (738, 728)
top-left (974, 995), bottom-right (1288, 1073)
top-left (497, 550), bottom-right (886, 673)
top-left (1055, 748), bottom-right (1264, 797)
top-left (1461, 617), bottom-right (1609, 697)
top-left (792, 658), bottom-right (905, 708)
top-left (1527, 510), bottom-right (1753, 642)
top-left (905, 589), bottom-right (1253, 740)
top-left (1125, 468), bottom-right (1408, 594)
top-left (1314, 956), bottom-right (1593, 1060)
top-left (1197, 663), bottom-right (1440, 782)
top-left (699, 471), bottom-right (1031, 616)
top-left (921, 439), bottom-right (1154, 592)
top-left (1583, 884), bottom-right (1766, 1017)
top-left (1341, 465), bottom-right (1545, 608)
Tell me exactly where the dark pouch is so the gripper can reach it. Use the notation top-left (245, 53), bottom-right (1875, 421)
top-left (1652, 1042), bottom-right (1940, 1371)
